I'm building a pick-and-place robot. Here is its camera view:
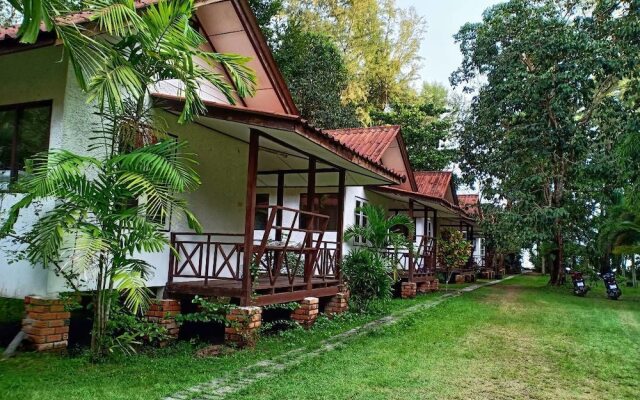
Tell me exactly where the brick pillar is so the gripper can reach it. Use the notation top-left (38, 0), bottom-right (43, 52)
top-left (146, 299), bottom-right (181, 343)
top-left (225, 306), bottom-right (262, 348)
top-left (430, 279), bottom-right (440, 292)
top-left (401, 282), bottom-right (417, 299)
top-left (22, 296), bottom-right (70, 352)
top-left (325, 292), bottom-right (349, 316)
top-left (416, 282), bottom-right (428, 294)
top-left (291, 297), bottom-right (319, 329)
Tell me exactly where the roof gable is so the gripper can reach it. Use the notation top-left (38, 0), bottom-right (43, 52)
top-left (414, 171), bottom-right (458, 205)
top-left (458, 194), bottom-right (481, 217)
top-left (326, 126), bottom-right (417, 190)
top-left (0, 0), bottom-right (299, 116)
top-left (195, 0), bottom-right (298, 115)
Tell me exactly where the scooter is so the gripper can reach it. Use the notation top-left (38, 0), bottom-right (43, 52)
top-left (565, 267), bottom-right (589, 297)
top-left (599, 271), bottom-right (622, 300)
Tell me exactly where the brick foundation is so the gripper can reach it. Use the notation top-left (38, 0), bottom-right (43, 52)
top-left (481, 270), bottom-right (495, 279)
top-left (401, 282), bottom-right (417, 299)
top-left (225, 306), bottom-right (262, 348)
top-left (417, 279), bottom-right (440, 293)
top-left (22, 296), bottom-right (70, 352)
top-left (291, 297), bottom-right (319, 328)
top-left (146, 299), bottom-right (181, 343)
top-left (324, 290), bottom-right (349, 316)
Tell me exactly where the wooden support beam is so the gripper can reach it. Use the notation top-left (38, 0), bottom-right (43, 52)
top-left (275, 172), bottom-right (284, 241)
top-left (258, 168), bottom-right (337, 175)
top-left (336, 169), bottom-right (346, 281)
top-left (408, 199), bottom-right (415, 282)
top-left (433, 209), bottom-right (439, 270)
top-left (305, 157), bottom-right (317, 290)
top-left (241, 130), bottom-right (260, 306)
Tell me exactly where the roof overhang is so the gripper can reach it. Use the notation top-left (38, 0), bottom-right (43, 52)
top-left (152, 93), bottom-right (405, 187)
top-left (371, 186), bottom-right (476, 223)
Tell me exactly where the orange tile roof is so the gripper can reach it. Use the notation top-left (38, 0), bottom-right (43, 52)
top-left (414, 171), bottom-right (453, 199)
top-left (0, 0), bottom-right (160, 41)
top-left (326, 126), bottom-right (401, 163)
top-left (458, 194), bottom-right (481, 217)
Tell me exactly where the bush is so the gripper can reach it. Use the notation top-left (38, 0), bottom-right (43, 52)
top-left (342, 248), bottom-right (393, 311)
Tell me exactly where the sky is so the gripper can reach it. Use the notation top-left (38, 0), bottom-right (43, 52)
top-left (396, 0), bottom-right (503, 91)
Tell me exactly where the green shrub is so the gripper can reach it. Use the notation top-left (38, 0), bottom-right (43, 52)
top-left (0, 297), bottom-right (24, 324)
top-left (342, 248), bottom-right (393, 311)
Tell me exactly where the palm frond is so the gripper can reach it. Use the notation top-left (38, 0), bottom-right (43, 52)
top-left (87, 0), bottom-right (144, 37)
top-left (113, 263), bottom-right (153, 313)
top-left (88, 55), bottom-right (144, 112)
top-left (202, 52), bottom-right (257, 98)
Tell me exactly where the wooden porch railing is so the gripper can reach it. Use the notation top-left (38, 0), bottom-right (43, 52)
top-left (313, 240), bottom-right (340, 281)
top-left (168, 205), bottom-right (339, 291)
top-left (167, 233), bottom-right (245, 285)
top-left (382, 235), bottom-right (437, 277)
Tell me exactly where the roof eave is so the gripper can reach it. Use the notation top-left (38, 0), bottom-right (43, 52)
top-left (151, 93), bottom-right (404, 184)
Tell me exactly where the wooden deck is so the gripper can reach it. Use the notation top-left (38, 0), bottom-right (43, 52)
top-left (166, 276), bottom-right (340, 306)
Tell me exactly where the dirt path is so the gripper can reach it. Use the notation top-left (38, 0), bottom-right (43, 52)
top-left (164, 277), bottom-right (515, 400)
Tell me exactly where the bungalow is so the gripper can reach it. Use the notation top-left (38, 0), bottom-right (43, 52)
top-left (269, 125), bottom-right (484, 296)
top-left (0, 0), bottom-right (403, 312)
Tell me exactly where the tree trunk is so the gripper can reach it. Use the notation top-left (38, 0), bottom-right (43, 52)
top-left (632, 255), bottom-right (637, 288)
top-left (549, 221), bottom-right (563, 285)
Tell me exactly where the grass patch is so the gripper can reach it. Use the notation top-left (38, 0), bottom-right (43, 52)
top-left (2, 277), bottom-right (638, 400)
top-left (226, 275), bottom-right (639, 400)
top-left (0, 290), bottom-right (443, 400)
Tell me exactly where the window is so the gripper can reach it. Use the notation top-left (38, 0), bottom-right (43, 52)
top-left (0, 101), bottom-right (52, 189)
top-left (426, 218), bottom-right (433, 237)
top-left (299, 193), bottom-right (339, 231)
top-left (353, 199), bottom-right (368, 244)
top-left (255, 194), bottom-right (270, 230)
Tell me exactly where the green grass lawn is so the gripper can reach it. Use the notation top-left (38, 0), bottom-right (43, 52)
top-left (1, 276), bottom-right (638, 399)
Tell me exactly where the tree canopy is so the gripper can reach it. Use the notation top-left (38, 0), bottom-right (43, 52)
top-left (452, 0), bottom-right (640, 283)
top-left (372, 82), bottom-right (457, 171)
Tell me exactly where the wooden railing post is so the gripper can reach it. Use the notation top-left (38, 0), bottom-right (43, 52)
top-left (336, 169), bottom-right (345, 282)
top-left (204, 234), bottom-right (211, 286)
top-left (408, 199), bottom-right (414, 282)
top-left (167, 232), bottom-right (176, 284)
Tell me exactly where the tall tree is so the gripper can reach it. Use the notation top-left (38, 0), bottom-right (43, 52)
top-left (285, 0), bottom-right (425, 122)
top-left (274, 26), bottom-right (360, 129)
top-left (451, 0), bottom-right (640, 284)
top-left (372, 82), bottom-right (456, 170)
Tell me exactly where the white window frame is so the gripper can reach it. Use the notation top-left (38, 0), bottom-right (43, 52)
top-left (353, 198), bottom-right (368, 245)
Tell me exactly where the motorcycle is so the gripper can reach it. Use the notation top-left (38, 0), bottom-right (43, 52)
top-left (565, 267), bottom-right (589, 297)
top-left (599, 271), bottom-right (622, 300)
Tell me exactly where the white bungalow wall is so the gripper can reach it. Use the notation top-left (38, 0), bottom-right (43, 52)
top-left (0, 47), bottom-right (253, 297)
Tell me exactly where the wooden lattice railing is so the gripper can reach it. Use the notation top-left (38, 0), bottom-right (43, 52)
top-left (382, 235), bottom-right (437, 276)
top-left (254, 205), bottom-right (329, 287)
top-left (168, 233), bottom-right (245, 285)
top-left (168, 206), bottom-right (337, 289)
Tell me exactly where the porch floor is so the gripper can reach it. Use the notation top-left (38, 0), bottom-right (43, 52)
top-left (166, 276), bottom-right (340, 306)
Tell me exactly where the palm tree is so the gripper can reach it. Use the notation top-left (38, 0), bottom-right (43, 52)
top-left (8, 0), bottom-right (256, 123)
top-left (344, 203), bottom-right (414, 281)
top-left (1, 0), bottom-right (257, 357)
top-left (1, 138), bottom-right (201, 355)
